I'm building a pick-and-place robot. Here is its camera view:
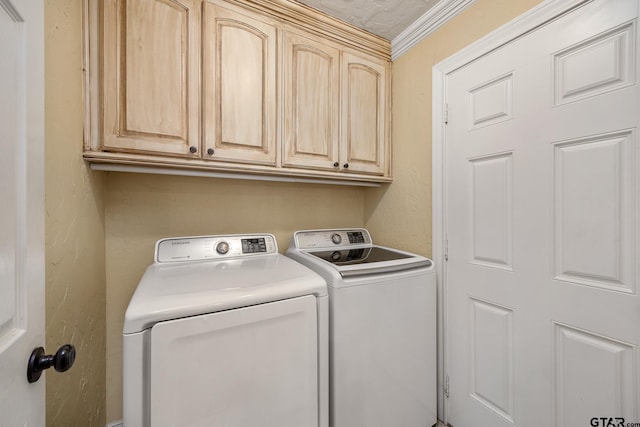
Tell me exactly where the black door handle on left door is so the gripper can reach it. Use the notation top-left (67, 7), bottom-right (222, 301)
top-left (27, 344), bottom-right (76, 383)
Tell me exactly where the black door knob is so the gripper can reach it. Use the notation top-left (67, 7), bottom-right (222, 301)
top-left (189, 146), bottom-right (197, 153)
top-left (343, 163), bottom-right (349, 169)
top-left (27, 344), bottom-right (76, 383)
top-left (333, 162), bottom-right (339, 167)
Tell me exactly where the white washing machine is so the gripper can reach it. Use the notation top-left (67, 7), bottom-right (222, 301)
top-left (123, 234), bottom-right (328, 427)
top-left (286, 228), bottom-right (436, 427)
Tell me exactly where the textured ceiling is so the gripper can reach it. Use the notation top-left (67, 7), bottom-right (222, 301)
top-left (296, 0), bottom-right (442, 40)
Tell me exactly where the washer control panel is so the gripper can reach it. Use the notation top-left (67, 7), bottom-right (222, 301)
top-left (294, 229), bottom-right (372, 249)
top-left (155, 234), bottom-right (277, 263)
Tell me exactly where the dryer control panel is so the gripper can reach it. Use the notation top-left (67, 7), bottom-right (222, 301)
top-left (155, 234), bottom-right (277, 263)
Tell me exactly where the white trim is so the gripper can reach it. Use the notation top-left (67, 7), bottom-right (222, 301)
top-left (391, 0), bottom-right (476, 61)
top-left (431, 0), bottom-right (592, 422)
top-left (431, 65), bottom-right (448, 422)
top-left (105, 421), bottom-right (123, 427)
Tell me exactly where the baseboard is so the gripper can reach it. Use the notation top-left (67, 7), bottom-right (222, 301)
top-left (106, 421), bottom-right (123, 427)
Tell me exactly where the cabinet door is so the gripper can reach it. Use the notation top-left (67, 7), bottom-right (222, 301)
top-left (341, 52), bottom-right (389, 175)
top-left (282, 31), bottom-right (340, 171)
top-left (203, 2), bottom-right (277, 166)
top-left (102, 0), bottom-right (200, 156)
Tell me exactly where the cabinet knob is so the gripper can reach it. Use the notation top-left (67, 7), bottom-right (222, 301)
top-left (333, 162), bottom-right (339, 168)
top-left (189, 146), bottom-right (197, 153)
top-left (343, 163), bottom-right (349, 169)
top-left (207, 148), bottom-right (214, 156)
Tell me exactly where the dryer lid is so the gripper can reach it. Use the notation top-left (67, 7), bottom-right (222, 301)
top-left (123, 254), bottom-right (326, 334)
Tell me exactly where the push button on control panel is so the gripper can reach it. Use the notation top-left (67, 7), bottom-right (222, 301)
top-left (348, 231), bottom-right (365, 244)
top-left (242, 238), bottom-right (267, 254)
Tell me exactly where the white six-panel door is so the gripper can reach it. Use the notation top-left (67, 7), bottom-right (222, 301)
top-left (444, 0), bottom-right (640, 426)
top-left (0, 0), bottom-right (45, 425)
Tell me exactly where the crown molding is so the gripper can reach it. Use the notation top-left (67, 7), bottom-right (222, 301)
top-left (391, 0), bottom-right (476, 60)
top-left (225, 0), bottom-right (392, 58)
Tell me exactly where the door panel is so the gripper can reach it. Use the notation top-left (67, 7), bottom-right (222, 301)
top-left (468, 73), bottom-right (514, 129)
top-left (552, 131), bottom-right (635, 293)
top-left (341, 52), bottom-right (388, 175)
top-left (282, 30), bottom-right (340, 171)
top-left (554, 322), bottom-right (637, 427)
top-left (469, 152), bottom-right (513, 270)
top-left (553, 22), bottom-right (635, 106)
top-left (445, 1), bottom-right (640, 426)
top-left (0, 0), bottom-right (45, 425)
top-left (468, 298), bottom-right (514, 423)
top-left (102, 0), bottom-right (201, 156)
top-left (0, 2), bottom-right (19, 337)
top-left (203, 2), bottom-right (277, 166)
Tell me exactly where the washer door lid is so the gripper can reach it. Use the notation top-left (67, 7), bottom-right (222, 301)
top-left (308, 246), bottom-right (433, 277)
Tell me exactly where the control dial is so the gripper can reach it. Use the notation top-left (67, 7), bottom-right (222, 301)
top-left (331, 233), bottom-right (342, 245)
top-left (216, 241), bottom-right (230, 255)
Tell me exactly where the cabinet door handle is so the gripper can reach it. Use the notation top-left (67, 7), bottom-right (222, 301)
top-left (343, 163), bottom-right (349, 169)
top-left (333, 162), bottom-right (339, 167)
top-left (189, 146), bottom-right (197, 153)
top-left (207, 148), bottom-right (214, 156)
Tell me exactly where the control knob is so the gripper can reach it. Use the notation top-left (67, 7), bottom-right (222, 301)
top-left (331, 233), bottom-right (342, 244)
top-left (216, 241), bottom-right (230, 255)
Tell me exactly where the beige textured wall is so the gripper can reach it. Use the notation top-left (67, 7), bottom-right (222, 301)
top-left (365, 0), bottom-right (543, 256)
top-left (105, 173), bottom-right (364, 421)
top-left (45, 0), bottom-right (107, 426)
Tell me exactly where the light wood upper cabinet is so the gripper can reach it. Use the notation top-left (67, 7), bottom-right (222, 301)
top-left (283, 32), bottom-right (390, 177)
top-left (203, 2), bottom-right (277, 166)
top-left (341, 52), bottom-right (389, 175)
top-left (86, 0), bottom-right (392, 184)
top-left (282, 30), bottom-right (340, 171)
top-left (102, 0), bottom-right (201, 157)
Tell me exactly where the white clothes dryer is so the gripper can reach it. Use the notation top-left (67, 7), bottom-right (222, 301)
top-left (123, 234), bottom-right (328, 427)
top-left (286, 228), bottom-right (436, 427)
